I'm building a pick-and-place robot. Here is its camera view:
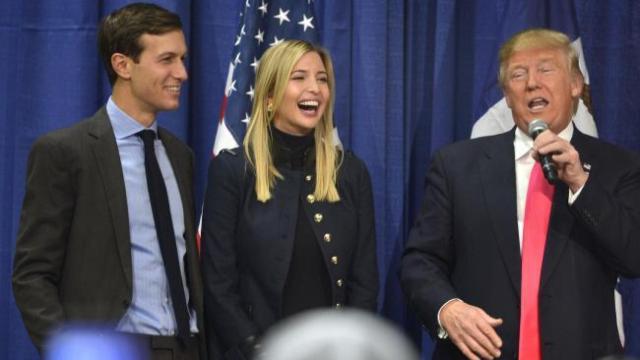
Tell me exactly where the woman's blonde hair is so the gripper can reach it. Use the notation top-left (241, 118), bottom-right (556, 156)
top-left (243, 40), bottom-right (341, 203)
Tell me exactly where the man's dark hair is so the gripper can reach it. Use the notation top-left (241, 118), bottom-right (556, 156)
top-left (98, 3), bottom-right (182, 86)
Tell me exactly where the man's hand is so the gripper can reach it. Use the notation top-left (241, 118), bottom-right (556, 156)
top-left (532, 130), bottom-right (589, 192)
top-left (440, 300), bottom-right (503, 360)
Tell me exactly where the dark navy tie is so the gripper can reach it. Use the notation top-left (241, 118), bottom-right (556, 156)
top-left (138, 129), bottom-right (190, 342)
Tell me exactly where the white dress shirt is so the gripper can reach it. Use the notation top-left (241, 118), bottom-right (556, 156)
top-left (514, 122), bottom-right (582, 250)
top-left (437, 121), bottom-right (586, 332)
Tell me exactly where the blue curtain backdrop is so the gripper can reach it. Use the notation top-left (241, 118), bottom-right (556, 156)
top-left (1, 1), bottom-right (639, 359)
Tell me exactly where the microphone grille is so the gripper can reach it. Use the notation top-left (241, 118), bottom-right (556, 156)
top-left (528, 119), bottom-right (548, 137)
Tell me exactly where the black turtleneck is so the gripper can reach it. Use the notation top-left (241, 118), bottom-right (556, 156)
top-left (270, 125), bottom-right (314, 169)
top-left (271, 125), bottom-right (333, 317)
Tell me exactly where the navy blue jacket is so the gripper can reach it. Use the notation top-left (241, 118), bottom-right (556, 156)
top-left (201, 147), bottom-right (378, 359)
top-left (401, 127), bottom-right (640, 359)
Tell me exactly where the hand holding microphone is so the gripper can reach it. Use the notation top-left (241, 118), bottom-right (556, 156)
top-left (528, 120), bottom-right (559, 184)
top-left (527, 119), bottom-right (589, 191)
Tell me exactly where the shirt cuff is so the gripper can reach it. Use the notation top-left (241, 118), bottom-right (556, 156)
top-left (568, 185), bottom-right (585, 205)
top-left (436, 298), bottom-right (462, 339)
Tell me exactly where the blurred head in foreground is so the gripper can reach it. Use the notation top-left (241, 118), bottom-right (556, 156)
top-left (45, 325), bottom-right (148, 360)
top-left (258, 309), bottom-right (418, 360)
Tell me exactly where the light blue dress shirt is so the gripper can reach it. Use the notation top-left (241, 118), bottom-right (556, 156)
top-left (107, 98), bottom-right (197, 335)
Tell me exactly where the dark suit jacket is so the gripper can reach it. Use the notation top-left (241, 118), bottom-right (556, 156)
top-left (401, 127), bottom-right (640, 359)
top-left (12, 108), bottom-right (207, 357)
top-left (201, 148), bottom-right (378, 359)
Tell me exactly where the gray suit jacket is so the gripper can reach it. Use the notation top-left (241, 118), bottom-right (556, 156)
top-left (12, 107), bottom-right (206, 356)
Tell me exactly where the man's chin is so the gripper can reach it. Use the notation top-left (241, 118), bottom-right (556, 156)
top-left (159, 101), bottom-right (180, 111)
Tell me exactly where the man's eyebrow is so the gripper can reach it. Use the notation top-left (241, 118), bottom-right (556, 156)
top-left (537, 59), bottom-right (555, 66)
top-left (508, 64), bottom-right (527, 71)
top-left (157, 50), bottom-right (188, 58)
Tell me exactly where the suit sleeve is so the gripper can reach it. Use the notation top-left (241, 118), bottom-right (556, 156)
top-left (569, 151), bottom-right (640, 277)
top-left (346, 158), bottom-right (378, 310)
top-left (201, 153), bottom-right (259, 357)
top-left (400, 150), bottom-right (458, 336)
top-left (12, 135), bottom-right (75, 350)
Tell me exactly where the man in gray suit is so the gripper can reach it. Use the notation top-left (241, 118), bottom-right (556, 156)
top-left (12, 4), bottom-right (207, 359)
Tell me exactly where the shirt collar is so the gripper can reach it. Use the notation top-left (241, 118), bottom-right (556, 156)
top-left (106, 97), bottom-right (158, 140)
top-left (514, 121), bottom-right (574, 161)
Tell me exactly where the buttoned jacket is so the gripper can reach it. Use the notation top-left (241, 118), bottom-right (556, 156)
top-left (201, 147), bottom-right (378, 359)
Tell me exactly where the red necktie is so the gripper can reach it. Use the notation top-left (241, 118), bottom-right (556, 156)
top-left (519, 162), bottom-right (555, 360)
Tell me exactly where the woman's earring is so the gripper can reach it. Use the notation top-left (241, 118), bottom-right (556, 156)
top-left (267, 102), bottom-right (273, 115)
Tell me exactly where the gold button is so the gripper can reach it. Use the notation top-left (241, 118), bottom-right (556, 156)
top-left (323, 233), bottom-right (332, 242)
top-left (331, 256), bottom-right (338, 265)
top-left (336, 279), bottom-right (344, 287)
top-left (314, 213), bottom-right (323, 223)
top-left (306, 194), bottom-right (315, 204)
top-left (305, 175), bottom-right (312, 182)
top-left (335, 303), bottom-right (342, 309)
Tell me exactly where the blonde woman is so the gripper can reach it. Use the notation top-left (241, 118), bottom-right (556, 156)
top-left (201, 40), bottom-right (378, 358)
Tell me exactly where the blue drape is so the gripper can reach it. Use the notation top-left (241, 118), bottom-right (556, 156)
top-left (1, 1), bottom-right (639, 359)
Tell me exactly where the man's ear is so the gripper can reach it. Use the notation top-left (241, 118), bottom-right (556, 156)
top-left (111, 53), bottom-right (132, 80)
top-left (571, 72), bottom-right (585, 98)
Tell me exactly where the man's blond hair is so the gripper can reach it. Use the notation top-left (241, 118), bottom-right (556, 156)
top-left (498, 28), bottom-right (581, 88)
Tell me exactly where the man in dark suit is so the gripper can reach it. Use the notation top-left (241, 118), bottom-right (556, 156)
top-left (12, 4), bottom-right (206, 359)
top-left (401, 28), bottom-right (640, 359)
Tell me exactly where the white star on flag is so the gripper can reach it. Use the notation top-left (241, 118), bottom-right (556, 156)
top-left (226, 79), bottom-right (237, 96)
top-left (255, 29), bottom-right (264, 44)
top-left (258, 0), bottom-right (268, 16)
top-left (250, 57), bottom-right (260, 72)
top-left (270, 36), bottom-right (284, 47)
top-left (274, 8), bottom-right (290, 25)
top-left (246, 85), bottom-right (255, 100)
top-left (298, 15), bottom-right (314, 32)
top-left (241, 113), bottom-right (251, 124)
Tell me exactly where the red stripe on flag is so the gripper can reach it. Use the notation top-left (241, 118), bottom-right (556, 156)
top-left (218, 96), bottom-right (228, 123)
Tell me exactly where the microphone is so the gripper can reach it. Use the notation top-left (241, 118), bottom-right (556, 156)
top-left (528, 119), bottom-right (558, 184)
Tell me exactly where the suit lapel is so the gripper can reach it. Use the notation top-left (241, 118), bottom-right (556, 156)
top-left (158, 129), bottom-right (207, 334)
top-left (158, 129), bottom-right (195, 247)
top-left (478, 128), bottom-right (595, 296)
top-left (480, 130), bottom-right (522, 297)
top-left (540, 128), bottom-right (593, 288)
top-left (539, 184), bottom-right (573, 289)
top-left (88, 108), bottom-right (133, 289)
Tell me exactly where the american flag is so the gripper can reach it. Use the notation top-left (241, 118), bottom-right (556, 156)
top-left (212, 0), bottom-right (319, 155)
